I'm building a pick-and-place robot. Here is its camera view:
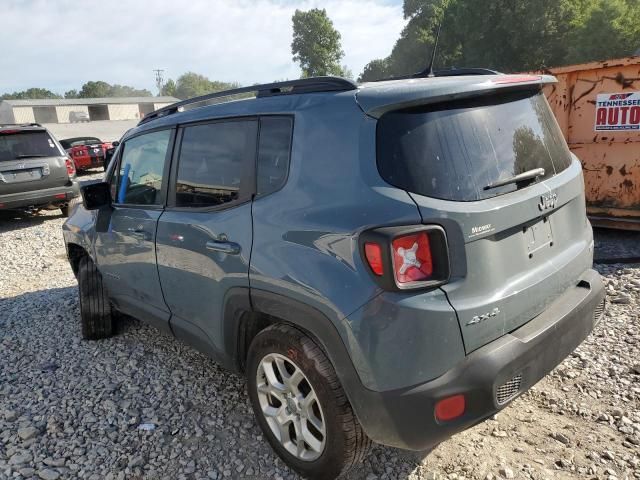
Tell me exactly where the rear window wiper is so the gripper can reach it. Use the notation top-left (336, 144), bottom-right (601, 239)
top-left (484, 168), bottom-right (545, 191)
top-left (15, 154), bottom-right (48, 159)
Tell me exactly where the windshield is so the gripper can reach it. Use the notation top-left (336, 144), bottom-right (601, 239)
top-left (0, 130), bottom-right (62, 161)
top-left (377, 90), bottom-right (572, 201)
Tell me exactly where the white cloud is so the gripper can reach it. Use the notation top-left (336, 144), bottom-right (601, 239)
top-left (2, 0), bottom-right (405, 95)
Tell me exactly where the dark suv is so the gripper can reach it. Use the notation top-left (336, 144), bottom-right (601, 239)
top-left (0, 123), bottom-right (81, 216)
top-left (63, 75), bottom-right (605, 479)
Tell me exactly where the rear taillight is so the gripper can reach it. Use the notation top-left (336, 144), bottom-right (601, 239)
top-left (65, 157), bottom-right (76, 176)
top-left (364, 243), bottom-right (384, 276)
top-left (391, 232), bottom-right (433, 284)
top-left (361, 226), bottom-right (450, 291)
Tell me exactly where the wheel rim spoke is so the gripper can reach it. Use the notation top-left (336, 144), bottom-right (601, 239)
top-left (285, 368), bottom-right (304, 395)
top-left (301, 421), bottom-right (324, 454)
top-left (256, 352), bottom-right (327, 462)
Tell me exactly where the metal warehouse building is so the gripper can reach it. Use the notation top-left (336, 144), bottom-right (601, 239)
top-left (0, 97), bottom-right (178, 124)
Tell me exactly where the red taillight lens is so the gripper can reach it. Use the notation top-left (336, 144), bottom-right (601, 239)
top-left (65, 158), bottom-right (76, 176)
top-left (435, 394), bottom-right (466, 422)
top-left (391, 232), bottom-right (433, 284)
top-left (364, 242), bottom-right (384, 276)
top-left (361, 226), bottom-right (449, 290)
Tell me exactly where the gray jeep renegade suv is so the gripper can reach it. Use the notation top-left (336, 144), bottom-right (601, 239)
top-left (63, 74), bottom-right (605, 479)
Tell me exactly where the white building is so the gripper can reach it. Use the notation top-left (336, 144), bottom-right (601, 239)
top-left (0, 97), bottom-right (178, 124)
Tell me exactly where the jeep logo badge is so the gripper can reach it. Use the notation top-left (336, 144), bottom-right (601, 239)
top-left (538, 192), bottom-right (557, 211)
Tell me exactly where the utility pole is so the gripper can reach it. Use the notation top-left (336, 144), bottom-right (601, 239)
top-left (153, 69), bottom-right (165, 95)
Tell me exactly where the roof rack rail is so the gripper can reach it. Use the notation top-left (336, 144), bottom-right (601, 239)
top-left (139, 76), bottom-right (357, 125)
top-left (370, 67), bottom-right (500, 83)
top-left (0, 122), bottom-right (42, 128)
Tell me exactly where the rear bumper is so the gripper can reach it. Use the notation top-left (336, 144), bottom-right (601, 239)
top-left (74, 155), bottom-right (104, 170)
top-left (350, 268), bottom-right (605, 450)
top-left (0, 181), bottom-right (80, 210)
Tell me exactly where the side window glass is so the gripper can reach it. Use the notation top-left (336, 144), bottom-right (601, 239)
top-left (116, 130), bottom-right (171, 206)
top-left (257, 117), bottom-right (292, 196)
top-left (176, 120), bottom-right (257, 208)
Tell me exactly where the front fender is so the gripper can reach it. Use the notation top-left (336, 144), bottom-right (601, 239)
top-left (62, 205), bottom-right (97, 262)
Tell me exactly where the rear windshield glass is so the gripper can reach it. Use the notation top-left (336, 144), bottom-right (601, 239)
top-left (61, 137), bottom-right (101, 148)
top-left (0, 131), bottom-right (61, 161)
top-left (377, 90), bottom-right (572, 201)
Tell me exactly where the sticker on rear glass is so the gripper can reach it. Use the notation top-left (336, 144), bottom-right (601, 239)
top-left (595, 92), bottom-right (640, 131)
top-left (48, 138), bottom-right (55, 147)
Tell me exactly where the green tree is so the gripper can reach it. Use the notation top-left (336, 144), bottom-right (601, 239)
top-left (1, 88), bottom-right (62, 100)
top-left (78, 81), bottom-right (112, 98)
top-left (109, 84), bottom-right (152, 97)
top-left (291, 8), bottom-right (345, 77)
top-left (77, 81), bottom-right (151, 98)
top-left (358, 58), bottom-right (390, 82)
top-left (568, 0), bottom-right (640, 63)
top-left (173, 72), bottom-right (238, 100)
top-left (64, 89), bottom-right (79, 99)
top-left (161, 79), bottom-right (177, 97)
top-left (358, 0), bottom-right (621, 80)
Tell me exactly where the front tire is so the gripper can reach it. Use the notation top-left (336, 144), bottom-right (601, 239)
top-left (77, 256), bottom-right (114, 340)
top-left (247, 324), bottom-right (371, 479)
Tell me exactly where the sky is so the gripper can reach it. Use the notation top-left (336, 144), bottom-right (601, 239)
top-left (2, 0), bottom-right (406, 96)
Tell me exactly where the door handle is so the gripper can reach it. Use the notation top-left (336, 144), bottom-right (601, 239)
top-left (127, 227), bottom-right (147, 240)
top-left (206, 240), bottom-right (241, 255)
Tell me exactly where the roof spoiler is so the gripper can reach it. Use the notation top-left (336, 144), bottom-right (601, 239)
top-left (369, 67), bottom-right (500, 83)
top-left (357, 74), bottom-right (557, 118)
top-left (139, 76), bottom-right (357, 125)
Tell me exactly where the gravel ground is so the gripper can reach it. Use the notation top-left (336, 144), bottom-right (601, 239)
top-left (0, 197), bottom-right (638, 480)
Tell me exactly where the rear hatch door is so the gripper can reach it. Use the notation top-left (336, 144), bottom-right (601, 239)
top-left (375, 87), bottom-right (594, 353)
top-left (0, 129), bottom-right (70, 195)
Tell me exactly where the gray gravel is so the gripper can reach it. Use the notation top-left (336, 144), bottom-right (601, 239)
top-left (0, 201), bottom-right (638, 479)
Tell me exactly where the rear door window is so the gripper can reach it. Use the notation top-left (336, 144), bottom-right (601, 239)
top-left (175, 120), bottom-right (258, 208)
top-left (256, 117), bottom-right (292, 196)
top-left (377, 90), bottom-right (572, 201)
top-left (0, 130), bottom-right (62, 161)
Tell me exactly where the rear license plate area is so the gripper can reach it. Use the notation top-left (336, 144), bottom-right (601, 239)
top-left (524, 217), bottom-right (553, 258)
top-left (1, 168), bottom-right (43, 182)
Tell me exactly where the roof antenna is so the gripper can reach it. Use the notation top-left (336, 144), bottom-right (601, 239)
top-left (422, 18), bottom-right (444, 78)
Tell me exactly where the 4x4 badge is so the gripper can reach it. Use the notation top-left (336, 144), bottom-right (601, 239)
top-left (467, 308), bottom-right (500, 326)
top-left (538, 192), bottom-right (557, 211)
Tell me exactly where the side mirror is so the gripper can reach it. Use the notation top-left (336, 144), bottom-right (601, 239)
top-left (81, 182), bottom-right (112, 210)
top-left (112, 141), bottom-right (120, 147)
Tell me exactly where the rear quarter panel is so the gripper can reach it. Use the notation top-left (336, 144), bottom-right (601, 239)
top-left (249, 93), bottom-right (463, 391)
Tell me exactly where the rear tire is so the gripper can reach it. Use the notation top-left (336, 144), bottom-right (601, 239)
top-left (61, 196), bottom-right (82, 217)
top-left (247, 324), bottom-right (371, 480)
top-left (77, 256), bottom-right (114, 340)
